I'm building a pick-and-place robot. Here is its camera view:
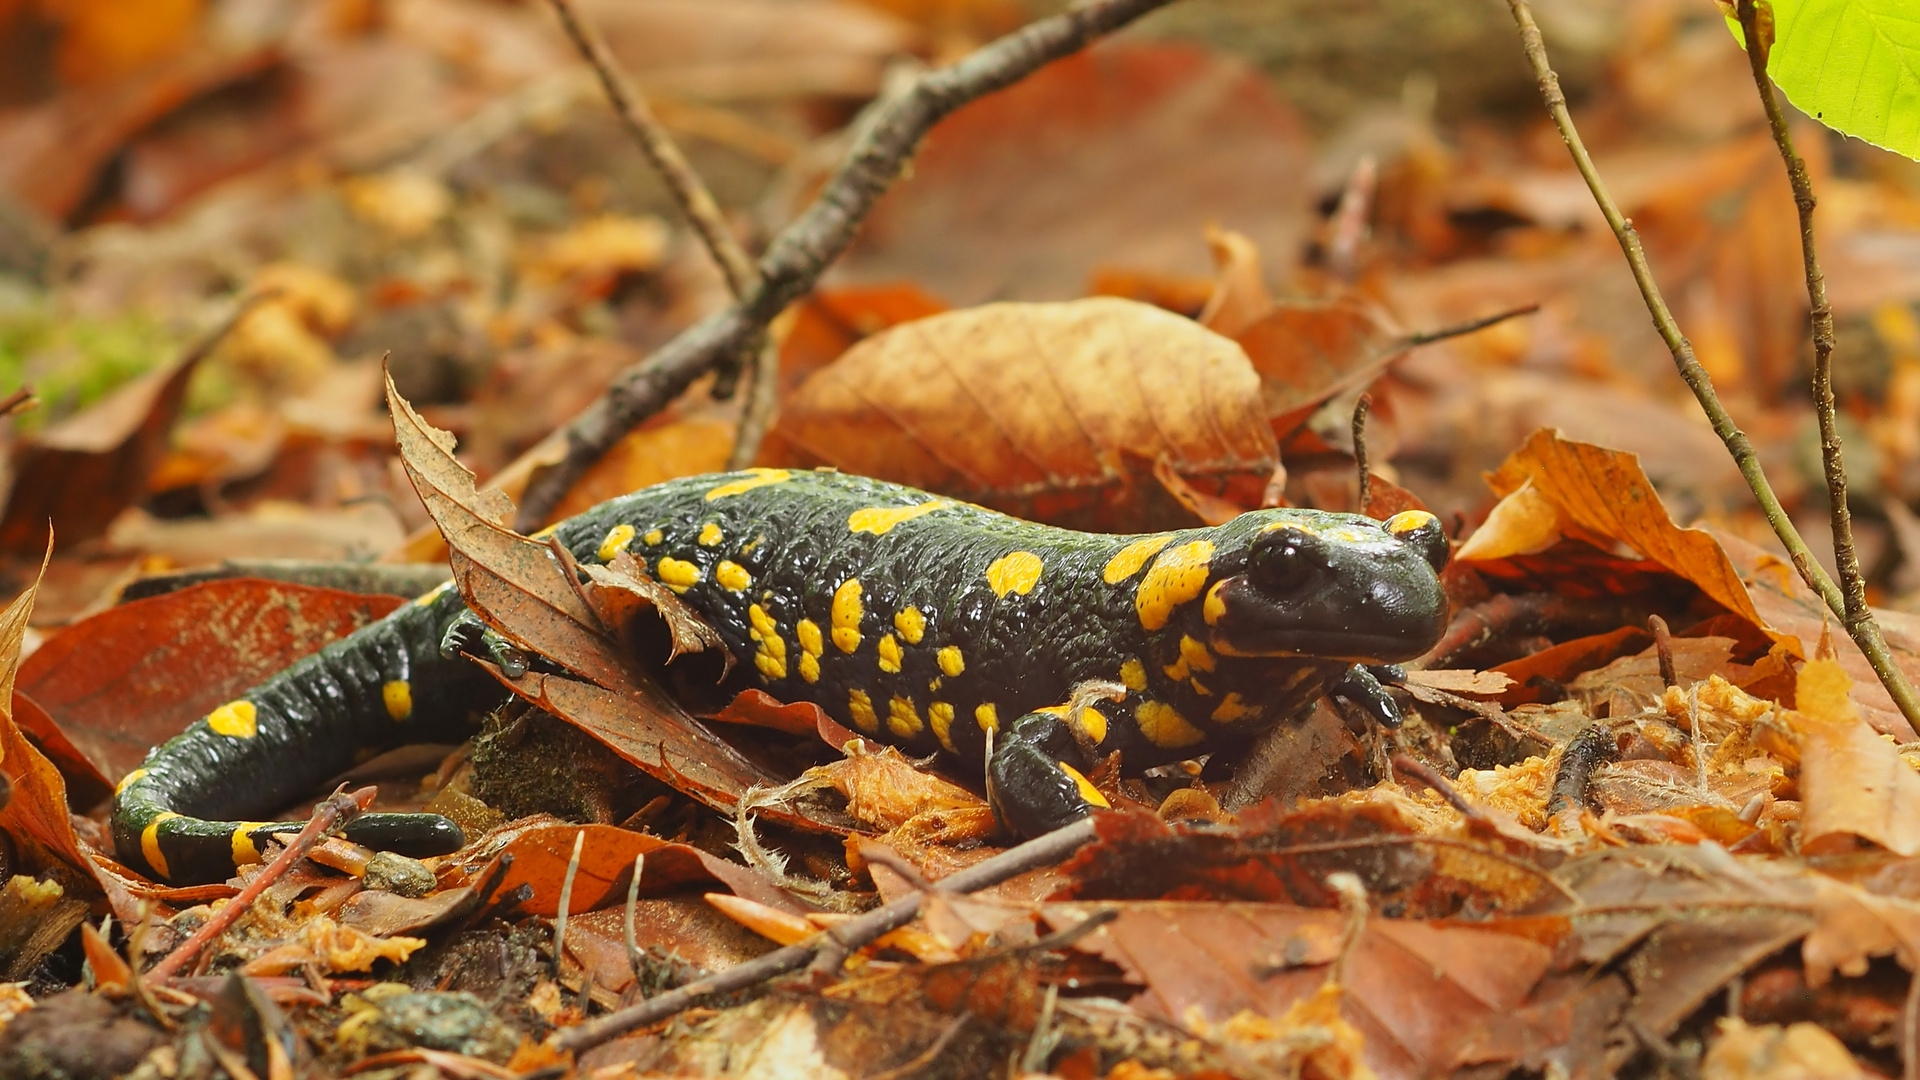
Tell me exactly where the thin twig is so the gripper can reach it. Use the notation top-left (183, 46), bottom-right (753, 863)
top-left (553, 817), bottom-right (1098, 1053)
top-left (1503, 0), bottom-right (1920, 733)
top-left (0, 387), bottom-right (35, 419)
top-left (554, 829), bottom-right (585, 980)
top-left (1351, 392), bottom-right (1373, 514)
top-left (624, 852), bottom-right (645, 990)
top-left (1649, 614), bottom-right (1676, 688)
top-left (1327, 155), bottom-right (1376, 282)
top-left (1400, 302), bottom-right (1539, 348)
top-left (543, 0), bottom-right (755, 296)
top-left (1390, 752), bottom-right (1486, 825)
top-left (727, 335), bottom-right (782, 469)
top-left (144, 786), bottom-right (372, 983)
top-left (1733, 0), bottom-right (1920, 728)
top-left (515, 0), bottom-right (1181, 530)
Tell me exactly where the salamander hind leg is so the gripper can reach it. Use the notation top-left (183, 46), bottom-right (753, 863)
top-left (985, 711), bottom-right (1110, 839)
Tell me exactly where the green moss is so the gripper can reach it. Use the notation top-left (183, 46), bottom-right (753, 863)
top-left (0, 305), bottom-right (186, 433)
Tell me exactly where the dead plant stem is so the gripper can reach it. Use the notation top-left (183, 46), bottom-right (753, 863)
top-left (514, 0), bottom-right (1181, 530)
top-left (1502, 0), bottom-right (1920, 732)
top-left (1733, 0), bottom-right (1920, 727)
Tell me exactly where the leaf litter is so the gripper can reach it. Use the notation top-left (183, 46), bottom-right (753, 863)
top-left (11, 1), bottom-right (1920, 1077)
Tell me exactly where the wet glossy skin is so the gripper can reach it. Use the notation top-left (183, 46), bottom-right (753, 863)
top-left (112, 468), bottom-right (1451, 882)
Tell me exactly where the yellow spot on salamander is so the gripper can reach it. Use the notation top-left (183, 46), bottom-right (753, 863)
top-left (1136, 700), bottom-right (1205, 748)
top-left (715, 560), bottom-right (752, 592)
top-left (116, 768), bottom-right (148, 796)
top-left (704, 468), bottom-right (792, 500)
top-left (985, 551), bottom-right (1043, 598)
top-left (413, 580), bottom-right (454, 607)
top-left (598, 524), bottom-right (636, 561)
top-left (1387, 509), bottom-right (1439, 537)
top-left (1203, 580), bottom-right (1228, 625)
top-left (231, 823), bottom-right (274, 867)
top-left (528, 523), bottom-right (560, 540)
top-left (1189, 676), bottom-right (1212, 696)
top-left (698, 522), bottom-right (723, 546)
top-left (1167, 634), bottom-right (1218, 681)
top-left (832, 579), bottom-right (864, 653)
top-left (929, 702), bottom-right (956, 751)
top-left (207, 700), bottom-right (258, 738)
top-left (1212, 693), bottom-right (1261, 723)
top-left (1103, 535), bottom-right (1173, 584)
top-left (887, 695), bottom-right (922, 738)
top-left (847, 689), bottom-right (879, 733)
top-left (1073, 706), bottom-right (1108, 745)
top-left (644, 528), bottom-right (664, 545)
top-left (849, 500), bottom-right (952, 536)
top-left (877, 634), bottom-right (902, 674)
top-left (938, 646), bottom-right (965, 678)
top-left (975, 703), bottom-right (998, 732)
top-left (142, 813), bottom-right (181, 879)
top-left (657, 558), bottom-right (701, 592)
top-left (1119, 659), bottom-right (1146, 692)
top-left (749, 604), bottom-right (787, 679)
top-left (1058, 762), bottom-right (1110, 808)
top-left (383, 680), bottom-right (413, 721)
top-left (1135, 540), bottom-right (1214, 631)
top-left (796, 618), bottom-right (823, 683)
top-left (893, 606), bottom-right (926, 645)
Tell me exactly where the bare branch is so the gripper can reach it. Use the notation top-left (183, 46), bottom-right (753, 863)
top-left (1733, 0), bottom-right (1920, 727)
top-left (1502, 0), bottom-right (1920, 732)
top-left (515, 0), bottom-right (1182, 529)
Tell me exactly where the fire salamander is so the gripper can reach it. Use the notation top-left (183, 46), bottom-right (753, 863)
top-left (112, 468), bottom-right (1452, 883)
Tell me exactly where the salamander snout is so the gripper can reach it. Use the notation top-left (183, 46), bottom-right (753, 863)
top-left (1207, 509), bottom-right (1450, 664)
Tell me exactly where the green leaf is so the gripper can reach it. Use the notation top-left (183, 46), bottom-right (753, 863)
top-left (1738, 0), bottom-right (1920, 161)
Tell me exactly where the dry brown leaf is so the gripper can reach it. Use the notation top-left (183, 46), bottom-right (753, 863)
top-left (1459, 430), bottom-right (1771, 635)
top-left (1197, 226), bottom-right (1271, 338)
top-left (761, 297), bottom-right (1274, 529)
top-left (1802, 876), bottom-right (1920, 987)
top-left (1237, 295), bottom-right (1408, 431)
top-left (1793, 658), bottom-right (1920, 857)
top-left (804, 742), bottom-right (989, 833)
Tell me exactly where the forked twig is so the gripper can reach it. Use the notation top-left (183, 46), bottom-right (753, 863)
top-left (514, 0), bottom-right (1183, 530)
top-left (1502, 0), bottom-right (1920, 731)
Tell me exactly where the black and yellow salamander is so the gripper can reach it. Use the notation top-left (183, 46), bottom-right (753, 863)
top-left (112, 468), bottom-right (1452, 883)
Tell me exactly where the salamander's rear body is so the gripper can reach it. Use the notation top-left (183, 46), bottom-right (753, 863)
top-left (113, 468), bottom-right (1452, 882)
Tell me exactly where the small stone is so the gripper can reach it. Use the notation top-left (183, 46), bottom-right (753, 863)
top-left (362, 852), bottom-right (436, 898)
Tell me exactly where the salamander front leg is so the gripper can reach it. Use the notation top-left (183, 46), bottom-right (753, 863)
top-left (1329, 663), bottom-right (1407, 729)
top-left (985, 711), bottom-right (1110, 839)
top-left (440, 611), bottom-right (532, 678)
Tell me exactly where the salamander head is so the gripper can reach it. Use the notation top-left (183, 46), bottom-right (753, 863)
top-left (1206, 509), bottom-right (1450, 664)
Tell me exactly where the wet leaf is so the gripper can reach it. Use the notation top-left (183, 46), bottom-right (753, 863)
top-left (17, 580), bottom-right (403, 783)
top-left (761, 297), bottom-right (1276, 530)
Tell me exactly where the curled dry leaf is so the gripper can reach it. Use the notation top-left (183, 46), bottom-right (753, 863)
top-left (490, 823), bottom-right (793, 918)
top-left (761, 297), bottom-right (1275, 529)
top-left (1457, 429), bottom-right (1771, 636)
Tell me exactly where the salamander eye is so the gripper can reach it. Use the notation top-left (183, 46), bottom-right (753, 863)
top-left (1248, 527), bottom-right (1317, 592)
top-left (1385, 510), bottom-right (1449, 572)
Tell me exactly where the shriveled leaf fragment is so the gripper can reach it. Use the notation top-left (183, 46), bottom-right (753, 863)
top-left (804, 742), bottom-right (989, 833)
top-left (763, 297), bottom-right (1275, 528)
top-left (1460, 430), bottom-right (1771, 636)
top-left (1802, 876), bottom-right (1920, 987)
top-left (1793, 658), bottom-right (1920, 856)
top-left (1702, 1017), bottom-right (1868, 1080)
